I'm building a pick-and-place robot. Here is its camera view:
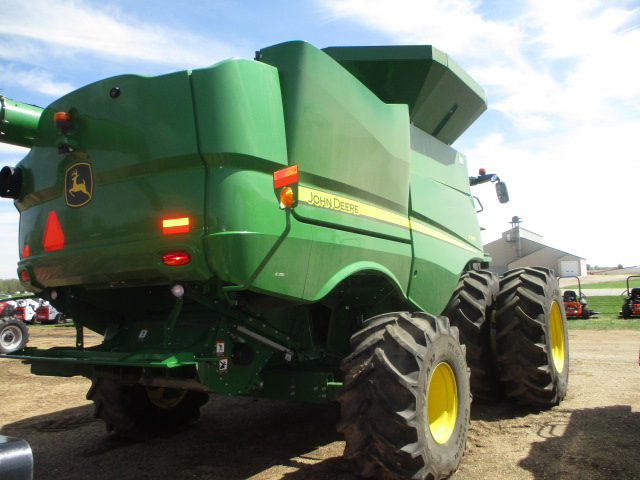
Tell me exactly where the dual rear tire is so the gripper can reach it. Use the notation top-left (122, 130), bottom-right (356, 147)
top-left (441, 267), bottom-right (568, 407)
top-left (494, 267), bottom-right (569, 407)
top-left (443, 270), bottom-right (499, 402)
top-left (338, 267), bottom-right (569, 479)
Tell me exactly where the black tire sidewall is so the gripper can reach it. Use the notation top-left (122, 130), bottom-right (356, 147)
top-left (127, 386), bottom-right (207, 434)
top-left (416, 331), bottom-right (470, 471)
top-left (88, 379), bottom-right (208, 440)
top-left (443, 270), bottom-right (500, 401)
top-left (495, 267), bottom-right (570, 407)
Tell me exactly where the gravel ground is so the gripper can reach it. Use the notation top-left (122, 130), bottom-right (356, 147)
top-left (1, 326), bottom-right (639, 480)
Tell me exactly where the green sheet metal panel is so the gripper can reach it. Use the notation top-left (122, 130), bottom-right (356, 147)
top-left (407, 227), bottom-right (480, 314)
top-left (259, 41), bottom-right (411, 233)
top-left (323, 45), bottom-right (486, 146)
top-left (302, 224), bottom-right (412, 301)
top-left (259, 41), bottom-right (413, 301)
top-left (189, 59), bottom-right (288, 166)
top-left (189, 58), bottom-right (312, 297)
top-left (16, 58), bottom-right (296, 291)
top-left (16, 71), bottom-right (211, 287)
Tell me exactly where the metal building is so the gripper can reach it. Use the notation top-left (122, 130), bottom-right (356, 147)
top-left (483, 217), bottom-right (587, 277)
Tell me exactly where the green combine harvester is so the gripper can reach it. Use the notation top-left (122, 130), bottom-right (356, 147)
top-left (0, 41), bottom-right (568, 480)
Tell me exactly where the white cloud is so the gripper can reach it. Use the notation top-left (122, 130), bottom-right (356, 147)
top-left (467, 120), bottom-right (640, 267)
top-left (320, 0), bottom-right (640, 130)
top-left (319, 0), bottom-right (640, 266)
top-left (319, 0), bottom-right (526, 62)
top-left (0, 0), bottom-right (239, 69)
top-left (0, 147), bottom-right (23, 278)
top-left (0, 206), bottom-right (19, 279)
top-left (0, 65), bottom-right (74, 96)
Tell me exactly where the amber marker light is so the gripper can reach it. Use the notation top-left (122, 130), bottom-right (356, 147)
top-left (54, 112), bottom-right (72, 133)
top-left (279, 186), bottom-right (295, 208)
top-left (162, 217), bottom-right (190, 235)
top-left (162, 251), bottom-right (191, 266)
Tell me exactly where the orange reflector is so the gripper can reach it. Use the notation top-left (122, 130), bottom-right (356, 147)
top-left (162, 251), bottom-right (191, 266)
top-left (162, 217), bottom-right (190, 234)
top-left (43, 211), bottom-right (65, 251)
top-left (273, 165), bottom-right (298, 188)
top-left (19, 270), bottom-right (30, 283)
top-left (21, 245), bottom-right (30, 258)
top-left (279, 186), bottom-right (294, 208)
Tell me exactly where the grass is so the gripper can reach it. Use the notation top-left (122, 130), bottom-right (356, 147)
top-left (562, 279), bottom-right (638, 290)
top-left (566, 295), bottom-right (640, 330)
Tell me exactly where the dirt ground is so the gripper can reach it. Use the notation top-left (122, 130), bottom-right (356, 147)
top-left (1, 326), bottom-right (639, 480)
top-left (558, 273), bottom-right (639, 287)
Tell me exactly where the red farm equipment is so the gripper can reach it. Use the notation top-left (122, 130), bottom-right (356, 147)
top-left (621, 276), bottom-right (640, 319)
top-left (562, 276), bottom-right (594, 319)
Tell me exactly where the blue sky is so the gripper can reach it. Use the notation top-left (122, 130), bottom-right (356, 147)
top-left (0, 0), bottom-right (639, 278)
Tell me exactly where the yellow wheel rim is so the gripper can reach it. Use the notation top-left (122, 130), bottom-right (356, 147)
top-left (549, 300), bottom-right (566, 373)
top-left (146, 387), bottom-right (187, 409)
top-left (428, 362), bottom-right (458, 444)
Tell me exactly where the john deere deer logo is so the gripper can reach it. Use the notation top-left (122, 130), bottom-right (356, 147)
top-left (65, 162), bottom-right (93, 207)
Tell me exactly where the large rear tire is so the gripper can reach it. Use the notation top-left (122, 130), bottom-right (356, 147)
top-left (87, 379), bottom-right (209, 440)
top-left (494, 267), bottom-right (569, 408)
top-left (443, 270), bottom-right (499, 401)
top-left (0, 319), bottom-right (29, 354)
top-left (338, 312), bottom-right (471, 480)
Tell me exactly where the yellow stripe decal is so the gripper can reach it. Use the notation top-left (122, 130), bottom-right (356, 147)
top-left (298, 186), bottom-right (480, 254)
top-left (409, 220), bottom-right (479, 253)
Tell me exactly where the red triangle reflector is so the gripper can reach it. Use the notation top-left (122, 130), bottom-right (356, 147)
top-left (43, 211), bottom-right (65, 251)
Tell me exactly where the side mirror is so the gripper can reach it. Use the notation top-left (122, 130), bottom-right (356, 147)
top-left (496, 181), bottom-right (509, 204)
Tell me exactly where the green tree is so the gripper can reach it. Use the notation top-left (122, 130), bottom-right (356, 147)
top-left (0, 279), bottom-right (21, 294)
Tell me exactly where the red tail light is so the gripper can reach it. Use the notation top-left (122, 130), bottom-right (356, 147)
top-left (162, 251), bottom-right (191, 266)
top-left (19, 270), bottom-right (30, 282)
